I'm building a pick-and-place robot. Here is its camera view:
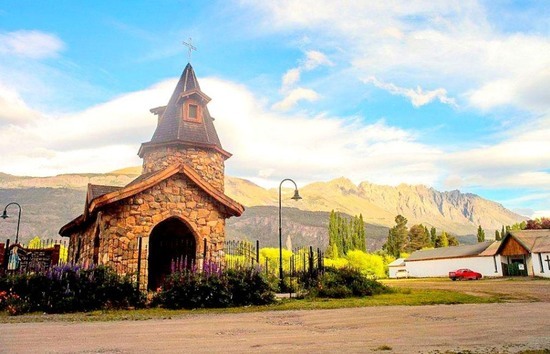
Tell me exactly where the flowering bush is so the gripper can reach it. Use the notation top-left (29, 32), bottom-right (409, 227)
top-left (4, 293), bottom-right (29, 315)
top-left (0, 265), bottom-right (144, 315)
top-left (152, 264), bottom-right (275, 309)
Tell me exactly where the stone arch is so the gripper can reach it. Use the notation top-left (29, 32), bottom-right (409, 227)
top-left (147, 216), bottom-right (198, 291)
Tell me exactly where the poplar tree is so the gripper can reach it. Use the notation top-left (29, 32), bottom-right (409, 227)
top-left (359, 214), bottom-right (366, 251)
top-left (430, 227), bottom-right (437, 246)
top-left (326, 211), bottom-right (367, 257)
top-left (435, 231), bottom-right (449, 248)
top-left (477, 225), bottom-right (485, 243)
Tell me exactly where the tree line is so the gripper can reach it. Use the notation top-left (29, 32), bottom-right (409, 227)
top-left (324, 211), bottom-right (549, 261)
top-left (383, 215), bottom-right (458, 258)
top-left (481, 217), bottom-right (549, 243)
top-left (325, 211), bottom-right (366, 258)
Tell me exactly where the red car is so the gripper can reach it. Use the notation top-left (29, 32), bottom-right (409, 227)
top-left (449, 268), bottom-right (482, 281)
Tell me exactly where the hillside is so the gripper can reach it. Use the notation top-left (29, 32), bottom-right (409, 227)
top-left (0, 188), bottom-right (83, 243)
top-left (226, 206), bottom-right (389, 251)
top-left (225, 177), bottom-right (525, 235)
top-left (0, 169), bottom-right (526, 246)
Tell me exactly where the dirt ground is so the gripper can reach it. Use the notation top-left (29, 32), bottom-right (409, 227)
top-left (382, 277), bottom-right (550, 302)
top-left (0, 278), bottom-right (548, 353)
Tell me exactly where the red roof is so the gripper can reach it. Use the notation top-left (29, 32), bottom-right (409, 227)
top-left (59, 163), bottom-right (244, 236)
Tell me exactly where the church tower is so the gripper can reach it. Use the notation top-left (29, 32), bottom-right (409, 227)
top-left (61, 62), bottom-right (243, 291)
top-left (138, 63), bottom-right (231, 192)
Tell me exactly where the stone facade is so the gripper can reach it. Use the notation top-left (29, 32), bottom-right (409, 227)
top-left (67, 173), bottom-right (231, 285)
top-left (142, 147), bottom-right (225, 191)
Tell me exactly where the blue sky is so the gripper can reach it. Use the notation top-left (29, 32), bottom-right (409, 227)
top-left (0, 1), bottom-right (548, 217)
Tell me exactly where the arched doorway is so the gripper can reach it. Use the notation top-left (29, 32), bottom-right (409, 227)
top-left (148, 217), bottom-right (197, 291)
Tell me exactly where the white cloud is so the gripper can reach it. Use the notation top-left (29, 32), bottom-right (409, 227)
top-left (272, 87), bottom-right (319, 111)
top-left (0, 72), bottom-right (548, 212)
top-left (302, 50), bottom-right (332, 70)
top-left (0, 80), bottom-right (171, 176)
top-left (532, 210), bottom-right (550, 218)
top-left (0, 84), bottom-right (41, 124)
top-left (204, 77), bottom-right (441, 187)
top-left (442, 114), bottom-right (550, 191)
top-left (468, 67), bottom-right (550, 111)
top-left (365, 76), bottom-right (457, 108)
top-left (244, 1), bottom-right (550, 114)
top-left (273, 50), bottom-right (333, 110)
top-left (0, 30), bottom-right (64, 58)
top-left (281, 68), bottom-right (301, 89)
top-left (2, 75), bottom-right (439, 186)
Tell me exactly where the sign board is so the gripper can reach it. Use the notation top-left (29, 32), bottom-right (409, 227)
top-left (518, 263), bottom-right (525, 271)
top-left (6, 244), bottom-right (60, 272)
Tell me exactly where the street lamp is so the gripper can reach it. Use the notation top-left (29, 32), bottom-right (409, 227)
top-left (278, 179), bottom-right (302, 284)
top-left (2, 202), bottom-right (22, 244)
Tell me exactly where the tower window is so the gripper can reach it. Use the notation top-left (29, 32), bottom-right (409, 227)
top-left (189, 104), bottom-right (198, 119)
top-left (183, 102), bottom-right (202, 122)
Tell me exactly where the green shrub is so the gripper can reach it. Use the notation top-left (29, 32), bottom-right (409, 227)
top-left (345, 250), bottom-right (386, 278)
top-left (226, 268), bottom-right (275, 306)
top-left (308, 267), bottom-right (390, 298)
top-left (324, 257), bottom-right (349, 269)
top-left (0, 265), bottom-right (144, 315)
top-left (153, 270), bottom-right (232, 309)
top-left (153, 265), bottom-right (275, 309)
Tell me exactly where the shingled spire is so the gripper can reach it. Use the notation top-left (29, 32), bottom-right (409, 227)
top-left (138, 63), bottom-right (229, 159)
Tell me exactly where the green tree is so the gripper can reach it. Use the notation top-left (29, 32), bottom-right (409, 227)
top-left (28, 236), bottom-right (42, 249)
top-left (501, 225), bottom-right (506, 239)
top-left (477, 225), bottom-right (485, 243)
top-left (326, 211), bottom-right (366, 258)
top-left (384, 215), bottom-right (408, 257)
top-left (358, 214), bottom-right (366, 251)
top-left (495, 230), bottom-right (501, 241)
top-left (435, 231), bottom-right (449, 248)
top-left (448, 235), bottom-right (459, 246)
top-left (430, 227), bottom-right (437, 246)
top-left (407, 224), bottom-right (431, 252)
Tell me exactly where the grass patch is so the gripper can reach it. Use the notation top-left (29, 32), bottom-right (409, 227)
top-left (271, 288), bottom-right (498, 311)
top-left (0, 287), bottom-right (499, 323)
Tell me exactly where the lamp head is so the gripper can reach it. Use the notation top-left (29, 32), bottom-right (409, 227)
top-left (291, 189), bottom-right (302, 201)
top-left (1, 210), bottom-right (8, 219)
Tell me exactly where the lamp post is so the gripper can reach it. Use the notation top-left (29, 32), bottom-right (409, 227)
top-left (2, 202), bottom-right (22, 244)
top-left (278, 179), bottom-right (302, 284)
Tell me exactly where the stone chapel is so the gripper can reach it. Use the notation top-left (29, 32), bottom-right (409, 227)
top-left (60, 63), bottom-right (244, 290)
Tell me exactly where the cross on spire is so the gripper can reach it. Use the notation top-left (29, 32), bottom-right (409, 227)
top-left (182, 38), bottom-right (197, 62)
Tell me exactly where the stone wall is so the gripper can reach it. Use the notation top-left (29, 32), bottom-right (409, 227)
top-left (68, 173), bottom-right (229, 289)
top-left (142, 147), bottom-right (225, 192)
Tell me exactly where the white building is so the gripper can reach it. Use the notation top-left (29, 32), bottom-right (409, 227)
top-left (498, 230), bottom-right (550, 278)
top-left (404, 242), bottom-right (501, 278)
top-left (388, 258), bottom-right (406, 278)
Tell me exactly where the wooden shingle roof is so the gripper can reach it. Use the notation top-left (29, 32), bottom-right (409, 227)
top-left (59, 163), bottom-right (244, 236)
top-left (88, 184), bottom-right (122, 200)
top-left (138, 63), bottom-right (230, 159)
top-left (503, 230), bottom-right (550, 253)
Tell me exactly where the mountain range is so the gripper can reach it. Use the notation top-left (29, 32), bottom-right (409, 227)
top-left (0, 167), bottom-right (526, 250)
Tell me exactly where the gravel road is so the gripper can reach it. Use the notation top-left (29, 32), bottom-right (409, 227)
top-left (0, 279), bottom-right (548, 353)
